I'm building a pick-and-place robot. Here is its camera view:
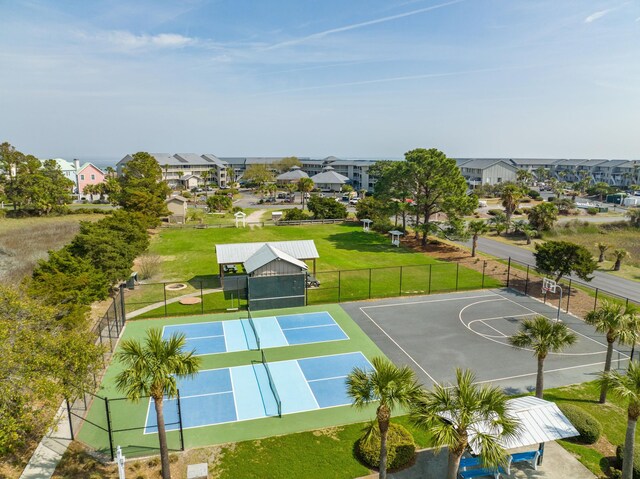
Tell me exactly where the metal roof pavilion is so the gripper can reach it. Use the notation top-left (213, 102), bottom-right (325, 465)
top-left (215, 240), bottom-right (319, 265)
top-left (243, 244), bottom-right (308, 274)
top-left (462, 396), bottom-right (579, 455)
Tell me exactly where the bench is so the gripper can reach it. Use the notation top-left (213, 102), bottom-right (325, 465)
top-left (510, 450), bottom-right (541, 471)
top-left (458, 457), bottom-right (506, 479)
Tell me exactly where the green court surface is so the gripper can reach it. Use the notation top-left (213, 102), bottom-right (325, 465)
top-left (77, 304), bottom-right (385, 458)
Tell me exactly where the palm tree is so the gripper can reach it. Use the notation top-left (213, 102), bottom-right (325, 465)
top-left (585, 301), bottom-right (639, 403)
top-left (488, 212), bottom-right (508, 236)
top-left (509, 316), bottom-right (577, 398)
top-left (613, 249), bottom-right (629, 271)
top-left (297, 177), bottom-right (314, 209)
top-left (466, 220), bottom-right (489, 257)
top-left (598, 362), bottom-right (640, 479)
top-left (500, 183), bottom-right (525, 228)
top-left (115, 329), bottom-right (201, 479)
top-left (596, 242), bottom-right (610, 263)
top-left (627, 208), bottom-right (640, 227)
top-left (411, 369), bottom-right (519, 479)
top-left (521, 225), bottom-right (538, 245)
top-left (346, 356), bottom-right (422, 479)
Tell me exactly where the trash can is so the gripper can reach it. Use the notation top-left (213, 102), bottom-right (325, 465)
top-left (126, 272), bottom-right (138, 290)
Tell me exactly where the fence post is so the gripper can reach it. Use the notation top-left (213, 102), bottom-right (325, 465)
top-left (481, 261), bottom-right (486, 289)
top-left (525, 265), bottom-right (530, 296)
top-left (368, 268), bottom-right (372, 299)
top-left (66, 398), bottom-right (74, 440)
top-left (200, 281), bottom-right (204, 314)
top-left (399, 266), bottom-right (403, 296)
top-left (176, 390), bottom-right (185, 451)
top-left (119, 283), bottom-right (127, 324)
top-left (163, 282), bottom-right (168, 317)
top-left (455, 263), bottom-right (459, 291)
top-left (338, 271), bottom-right (341, 303)
top-left (428, 264), bottom-right (432, 294)
top-left (506, 258), bottom-right (511, 288)
top-left (105, 397), bottom-right (115, 461)
top-left (594, 288), bottom-right (599, 311)
top-left (566, 279), bottom-right (572, 313)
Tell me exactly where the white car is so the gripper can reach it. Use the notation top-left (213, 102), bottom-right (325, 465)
top-left (349, 198), bottom-right (359, 205)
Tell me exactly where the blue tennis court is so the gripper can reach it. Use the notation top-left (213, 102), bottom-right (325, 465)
top-left (144, 352), bottom-right (373, 433)
top-left (161, 311), bottom-right (348, 356)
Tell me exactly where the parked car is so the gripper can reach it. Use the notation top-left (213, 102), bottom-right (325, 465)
top-left (349, 198), bottom-right (359, 205)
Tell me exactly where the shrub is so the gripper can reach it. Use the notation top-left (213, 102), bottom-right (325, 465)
top-left (520, 198), bottom-right (532, 203)
top-left (138, 253), bottom-right (162, 280)
top-left (587, 207), bottom-right (599, 216)
top-left (372, 219), bottom-right (394, 234)
top-left (616, 444), bottom-right (640, 478)
top-left (558, 404), bottom-right (601, 444)
top-left (528, 189), bottom-right (542, 200)
top-left (283, 208), bottom-right (309, 221)
top-left (356, 423), bottom-right (416, 471)
top-left (487, 209), bottom-right (504, 216)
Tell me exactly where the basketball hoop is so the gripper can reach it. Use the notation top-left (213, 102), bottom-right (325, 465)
top-left (542, 278), bottom-right (557, 294)
top-left (542, 278), bottom-right (563, 322)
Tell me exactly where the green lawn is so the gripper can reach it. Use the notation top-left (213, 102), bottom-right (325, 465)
top-left (545, 381), bottom-right (632, 476)
top-left (126, 224), bottom-right (501, 318)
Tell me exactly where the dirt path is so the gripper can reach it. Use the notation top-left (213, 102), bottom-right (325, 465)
top-left (246, 209), bottom-right (265, 228)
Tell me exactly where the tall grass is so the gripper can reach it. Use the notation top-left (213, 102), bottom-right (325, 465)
top-left (0, 215), bottom-right (103, 284)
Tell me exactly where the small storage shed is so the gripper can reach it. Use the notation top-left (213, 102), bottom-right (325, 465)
top-left (165, 196), bottom-right (188, 223)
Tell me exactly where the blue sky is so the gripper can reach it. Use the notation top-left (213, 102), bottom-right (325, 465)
top-left (1, 0), bottom-right (639, 161)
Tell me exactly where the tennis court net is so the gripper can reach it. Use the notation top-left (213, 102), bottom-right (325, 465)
top-left (247, 309), bottom-right (260, 350)
top-left (261, 349), bottom-right (282, 417)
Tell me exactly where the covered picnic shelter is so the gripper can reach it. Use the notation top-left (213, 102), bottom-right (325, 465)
top-left (215, 240), bottom-right (320, 281)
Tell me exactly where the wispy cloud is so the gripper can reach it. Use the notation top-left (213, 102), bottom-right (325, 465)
top-left (92, 31), bottom-right (196, 50)
top-left (259, 65), bottom-right (531, 95)
top-left (584, 9), bottom-right (612, 23)
top-left (264, 0), bottom-right (465, 50)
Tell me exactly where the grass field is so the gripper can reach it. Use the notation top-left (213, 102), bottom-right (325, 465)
top-left (126, 224), bottom-right (500, 318)
top-left (545, 381), bottom-right (635, 476)
top-left (78, 304), bottom-right (387, 458)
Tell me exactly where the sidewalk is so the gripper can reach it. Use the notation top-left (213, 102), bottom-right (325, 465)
top-left (358, 441), bottom-right (596, 479)
top-left (126, 288), bottom-right (222, 319)
top-left (20, 404), bottom-right (72, 479)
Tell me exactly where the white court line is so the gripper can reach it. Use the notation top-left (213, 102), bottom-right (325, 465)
top-left (179, 390), bottom-right (234, 400)
top-left (308, 374), bottom-right (348, 383)
top-left (359, 307), bottom-right (439, 385)
top-left (281, 323), bottom-right (338, 331)
top-left (474, 358), bottom-right (630, 385)
top-left (295, 361), bottom-right (320, 409)
top-left (361, 293), bottom-right (500, 310)
top-left (493, 291), bottom-right (631, 359)
top-left (478, 320), bottom-right (508, 338)
top-left (468, 313), bottom-right (532, 323)
top-left (229, 367), bottom-right (239, 421)
top-left (185, 333), bottom-right (225, 341)
top-left (459, 300), bottom-right (609, 357)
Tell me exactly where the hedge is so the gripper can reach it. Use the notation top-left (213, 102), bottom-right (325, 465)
top-left (616, 444), bottom-right (640, 478)
top-left (558, 404), bottom-right (601, 444)
top-left (355, 423), bottom-right (416, 471)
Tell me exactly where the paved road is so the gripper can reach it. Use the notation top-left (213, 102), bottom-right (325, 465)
top-left (461, 237), bottom-right (640, 303)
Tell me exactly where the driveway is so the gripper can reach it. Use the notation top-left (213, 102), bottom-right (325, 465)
top-left (460, 237), bottom-right (640, 303)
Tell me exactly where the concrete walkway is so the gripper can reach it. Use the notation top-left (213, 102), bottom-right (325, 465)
top-left (358, 441), bottom-right (595, 479)
top-left (20, 404), bottom-right (72, 479)
top-left (126, 288), bottom-right (222, 319)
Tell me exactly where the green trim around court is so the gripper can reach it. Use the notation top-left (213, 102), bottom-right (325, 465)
top-left (77, 304), bottom-right (386, 458)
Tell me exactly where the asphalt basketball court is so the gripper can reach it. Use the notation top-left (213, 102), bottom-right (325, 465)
top-left (341, 288), bottom-right (631, 392)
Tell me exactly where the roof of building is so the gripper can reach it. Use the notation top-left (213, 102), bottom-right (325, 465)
top-left (456, 158), bottom-right (518, 171)
top-left (309, 169), bottom-right (350, 185)
top-left (49, 158), bottom-right (76, 171)
top-left (578, 159), bottom-right (609, 167)
top-left (277, 168), bottom-right (309, 181)
top-left (216, 240), bottom-right (319, 265)
top-left (553, 159), bottom-right (589, 167)
top-left (181, 174), bottom-right (200, 181)
top-left (243, 244), bottom-right (308, 274)
top-left (166, 195), bottom-right (189, 203)
top-left (446, 396), bottom-right (578, 455)
top-left (509, 158), bottom-right (562, 166)
top-left (77, 162), bottom-right (105, 174)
